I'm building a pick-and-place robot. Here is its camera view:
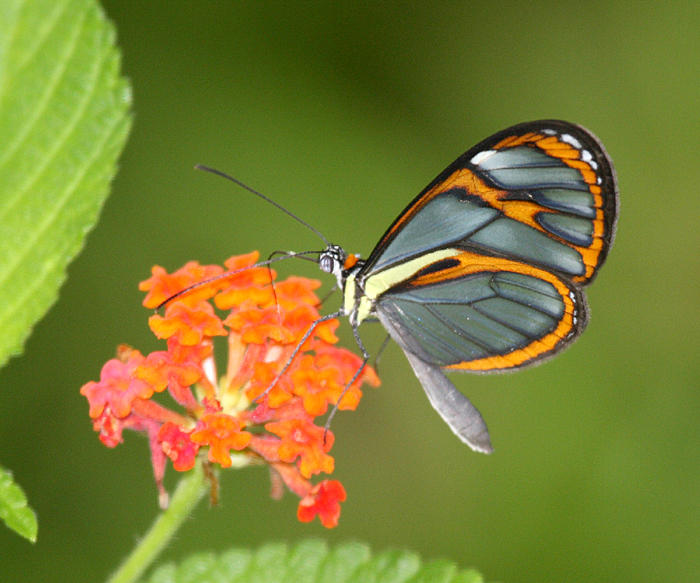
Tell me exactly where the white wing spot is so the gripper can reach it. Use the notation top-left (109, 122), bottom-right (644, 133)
top-left (561, 133), bottom-right (583, 149)
top-left (470, 150), bottom-right (496, 165)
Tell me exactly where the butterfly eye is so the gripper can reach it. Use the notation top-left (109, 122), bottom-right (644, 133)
top-left (319, 254), bottom-right (335, 273)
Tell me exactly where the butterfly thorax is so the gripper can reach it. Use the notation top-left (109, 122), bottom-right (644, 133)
top-left (317, 244), bottom-right (369, 325)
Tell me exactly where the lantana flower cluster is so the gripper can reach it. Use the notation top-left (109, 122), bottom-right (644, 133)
top-left (80, 251), bottom-right (379, 528)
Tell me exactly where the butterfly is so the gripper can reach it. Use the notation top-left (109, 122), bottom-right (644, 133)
top-left (194, 119), bottom-right (618, 454)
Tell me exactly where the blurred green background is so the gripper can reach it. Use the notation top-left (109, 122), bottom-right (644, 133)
top-left (1, 2), bottom-right (698, 582)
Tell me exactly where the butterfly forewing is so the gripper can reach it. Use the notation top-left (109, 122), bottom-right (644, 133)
top-left (361, 120), bottom-right (617, 285)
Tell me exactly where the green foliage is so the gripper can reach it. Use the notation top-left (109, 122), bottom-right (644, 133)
top-left (0, 465), bottom-right (37, 542)
top-left (0, 0), bottom-right (131, 545)
top-left (0, 0), bottom-right (132, 368)
top-left (143, 540), bottom-right (486, 583)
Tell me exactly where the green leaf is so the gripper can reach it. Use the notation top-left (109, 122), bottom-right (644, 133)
top-left (142, 541), bottom-right (487, 583)
top-left (0, 465), bottom-right (37, 542)
top-left (0, 0), bottom-right (132, 368)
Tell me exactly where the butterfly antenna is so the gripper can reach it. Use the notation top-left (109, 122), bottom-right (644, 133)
top-left (155, 251), bottom-right (320, 310)
top-left (265, 249), bottom-right (321, 319)
top-left (195, 164), bottom-right (331, 247)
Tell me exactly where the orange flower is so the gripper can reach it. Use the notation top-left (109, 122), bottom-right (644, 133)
top-left (149, 301), bottom-right (226, 345)
top-left (291, 354), bottom-right (347, 416)
top-left (246, 361), bottom-right (295, 408)
top-left (214, 251), bottom-right (277, 309)
top-left (136, 350), bottom-right (203, 410)
top-left (140, 261), bottom-right (224, 309)
top-left (266, 418), bottom-right (334, 478)
top-left (191, 413), bottom-right (252, 468)
top-left (80, 252), bottom-right (380, 527)
top-left (224, 305), bottom-right (297, 345)
top-left (273, 277), bottom-right (323, 310)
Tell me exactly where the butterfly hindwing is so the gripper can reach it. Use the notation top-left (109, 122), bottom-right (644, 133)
top-left (375, 249), bottom-right (586, 372)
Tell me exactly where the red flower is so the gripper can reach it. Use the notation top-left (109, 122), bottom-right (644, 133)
top-left (297, 480), bottom-right (347, 528)
top-left (158, 422), bottom-right (199, 472)
top-left (79, 252), bottom-right (380, 527)
top-left (80, 348), bottom-right (154, 419)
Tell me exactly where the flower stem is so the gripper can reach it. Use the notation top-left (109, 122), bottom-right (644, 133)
top-left (106, 464), bottom-right (208, 583)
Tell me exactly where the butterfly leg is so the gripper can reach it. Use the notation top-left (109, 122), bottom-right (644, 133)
top-left (323, 324), bottom-right (371, 440)
top-left (254, 310), bottom-right (343, 402)
top-left (371, 334), bottom-right (391, 376)
top-left (265, 249), bottom-right (323, 316)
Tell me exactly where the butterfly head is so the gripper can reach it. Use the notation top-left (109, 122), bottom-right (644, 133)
top-left (318, 244), bottom-right (347, 287)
